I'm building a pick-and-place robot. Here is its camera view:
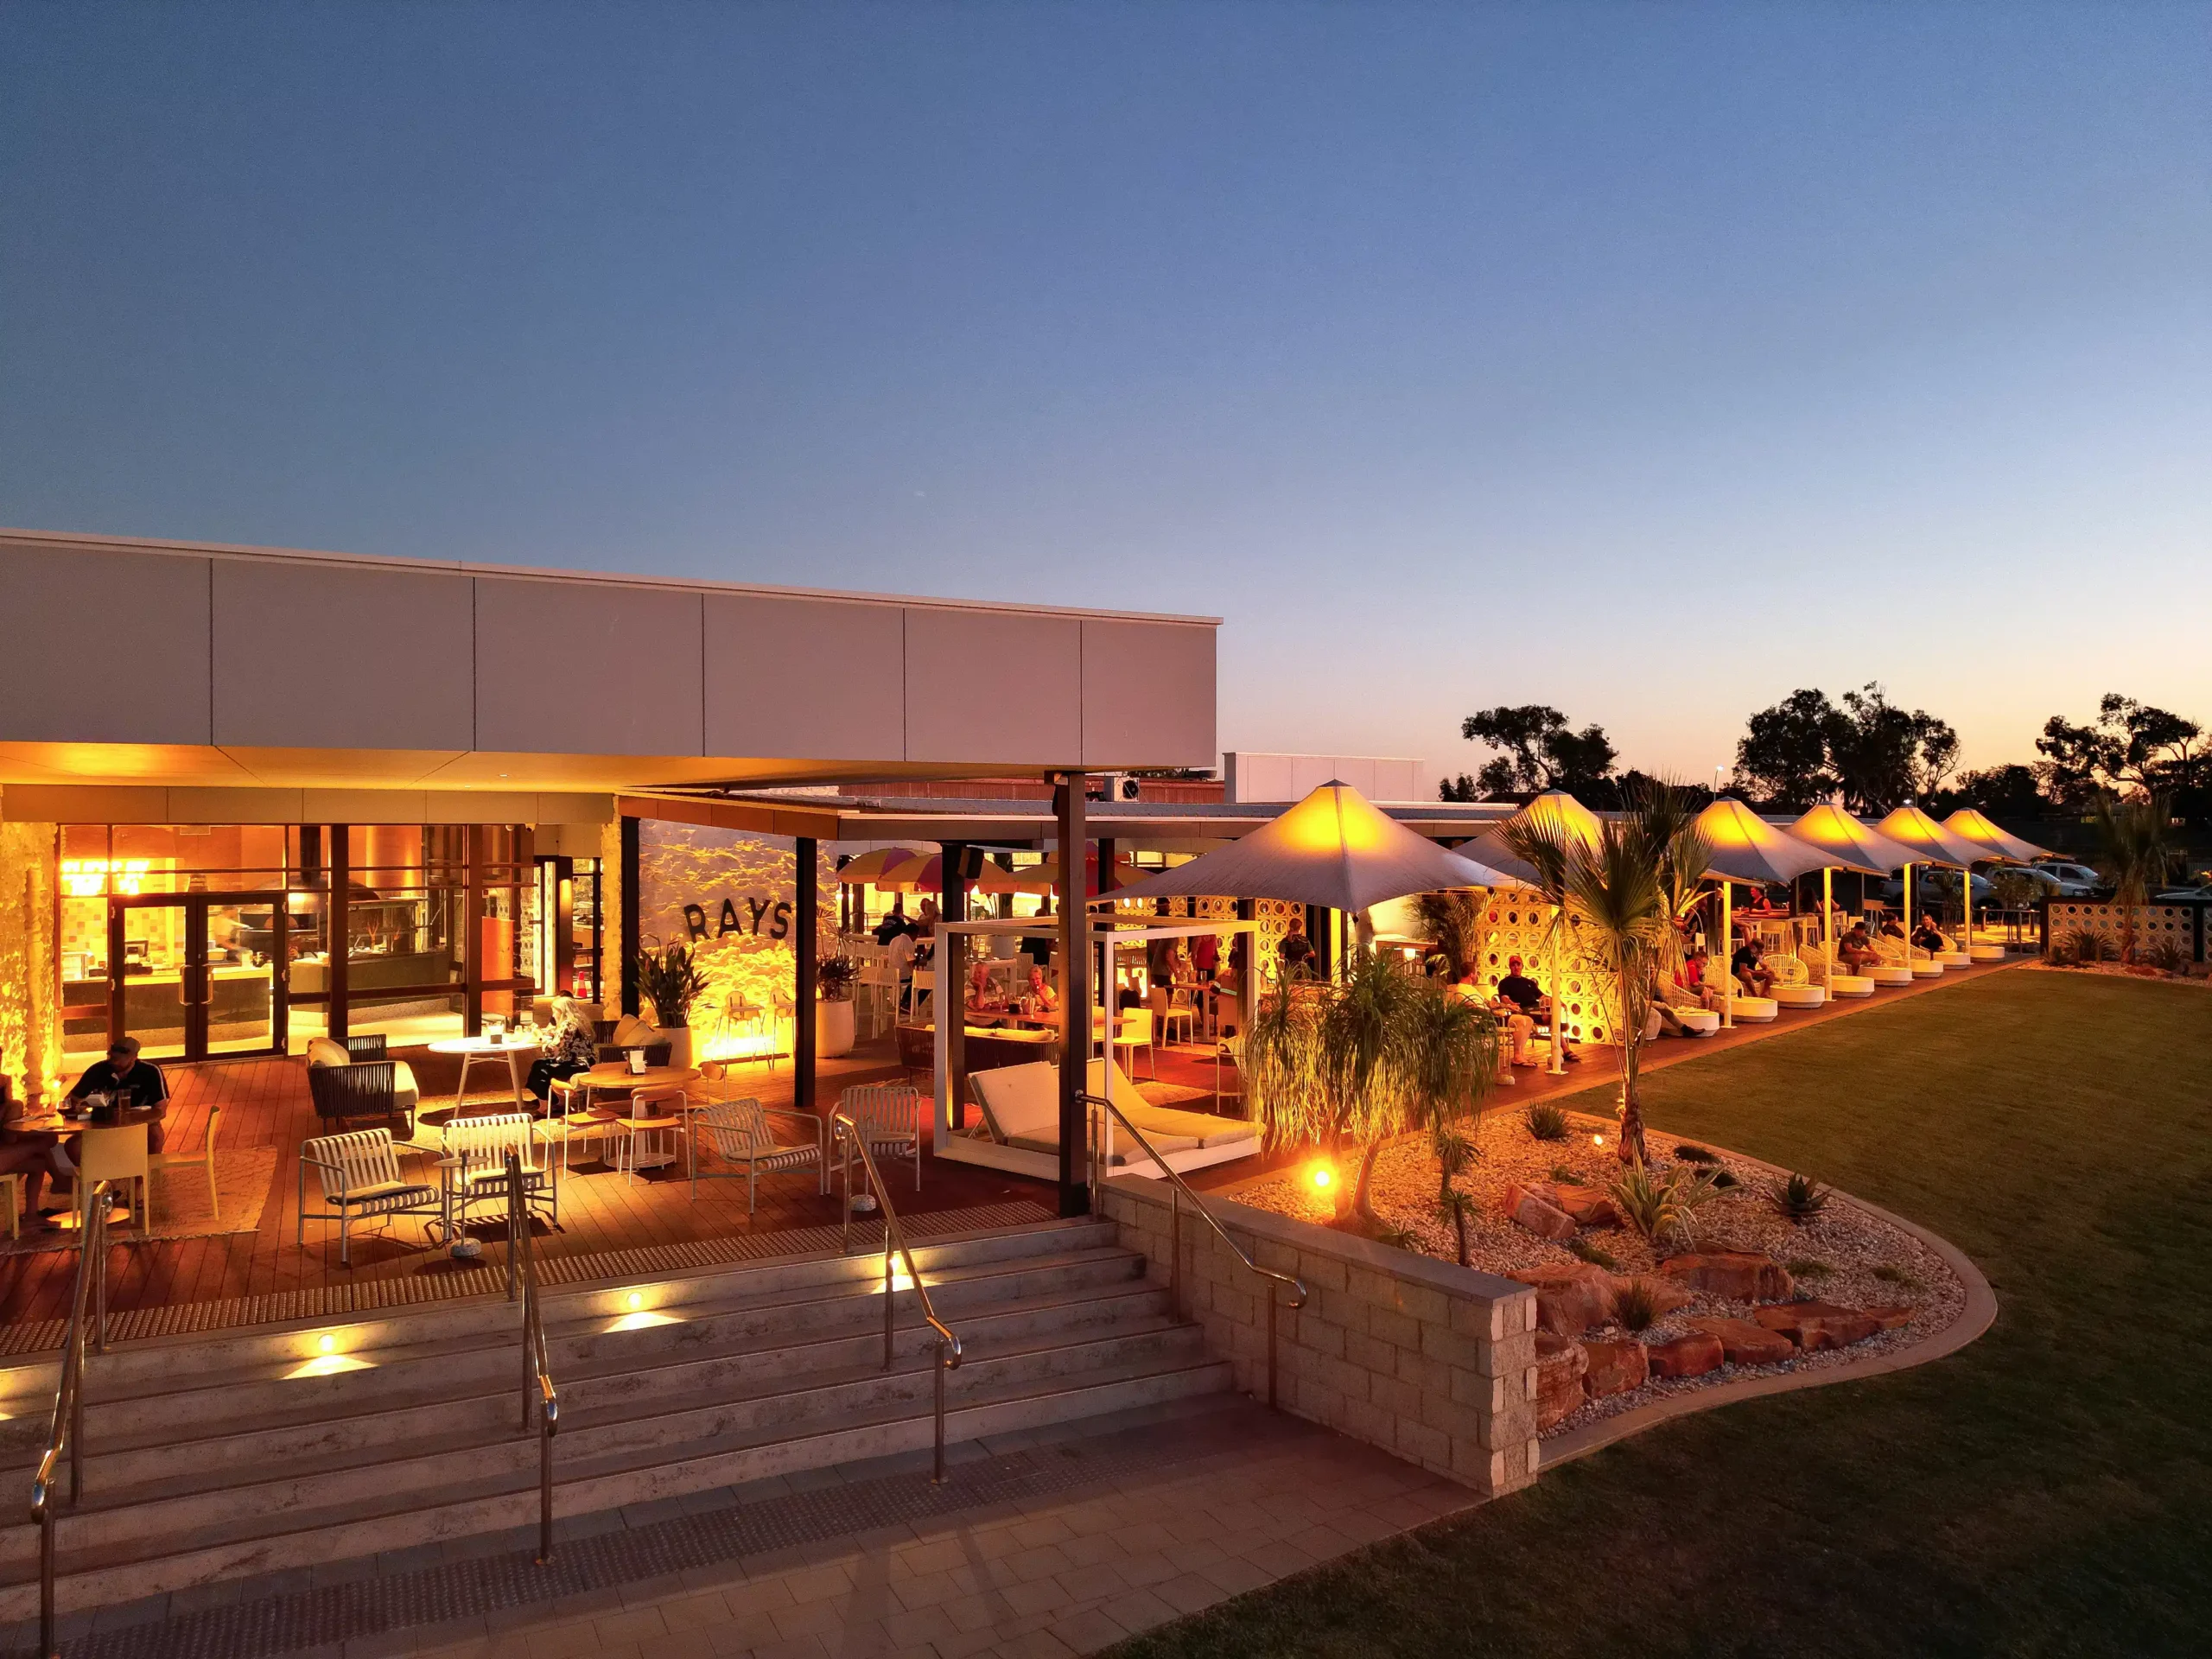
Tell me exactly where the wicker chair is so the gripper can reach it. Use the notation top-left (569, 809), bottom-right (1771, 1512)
top-left (307, 1058), bottom-right (415, 1137)
top-left (689, 1097), bottom-right (826, 1212)
top-left (833, 1083), bottom-right (920, 1193)
top-left (297, 1128), bottom-right (442, 1267)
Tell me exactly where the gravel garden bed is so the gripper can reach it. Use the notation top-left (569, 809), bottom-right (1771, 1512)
top-left (1230, 1104), bottom-right (1967, 1437)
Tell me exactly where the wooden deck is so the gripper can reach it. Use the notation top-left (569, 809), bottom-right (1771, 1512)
top-left (0, 1038), bottom-right (1056, 1342)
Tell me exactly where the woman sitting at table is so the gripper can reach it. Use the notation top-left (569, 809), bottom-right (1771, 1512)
top-left (525, 1003), bottom-right (597, 1112)
top-left (1021, 964), bottom-right (1059, 1014)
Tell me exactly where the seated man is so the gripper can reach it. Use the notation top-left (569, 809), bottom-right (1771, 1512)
top-left (48, 1038), bottom-right (171, 1221)
top-left (1839, 924), bottom-right (1881, 972)
top-left (1911, 916), bottom-right (1949, 955)
top-left (965, 958), bottom-right (1008, 1016)
top-left (1679, 946), bottom-right (1725, 1011)
top-left (1494, 955), bottom-right (1579, 1065)
top-left (1732, 938), bottom-right (1777, 997)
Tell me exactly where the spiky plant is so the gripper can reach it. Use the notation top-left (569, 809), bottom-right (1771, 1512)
top-left (1523, 1102), bottom-right (1570, 1141)
top-left (1764, 1171), bottom-right (1832, 1224)
top-left (1437, 1188), bottom-right (1478, 1268)
top-left (1610, 1165), bottom-right (1722, 1250)
top-left (634, 944), bottom-right (709, 1028)
top-left (2092, 794), bottom-right (2171, 963)
top-left (1608, 1278), bottom-right (1661, 1333)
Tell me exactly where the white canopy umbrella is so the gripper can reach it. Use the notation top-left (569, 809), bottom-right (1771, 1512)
top-left (1101, 780), bottom-right (1528, 911)
top-left (1874, 807), bottom-right (1985, 963)
top-left (1788, 805), bottom-right (1917, 973)
top-left (1943, 810), bottom-right (2053, 958)
top-left (1693, 798), bottom-right (1849, 1028)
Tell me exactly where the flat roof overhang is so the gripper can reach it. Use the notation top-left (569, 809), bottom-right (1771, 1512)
top-left (0, 529), bottom-right (1218, 791)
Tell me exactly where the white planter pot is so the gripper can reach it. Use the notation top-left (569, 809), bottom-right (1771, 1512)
top-left (819, 996), bottom-right (855, 1059)
top-left (664, 1027), bottom-right (693, 1070)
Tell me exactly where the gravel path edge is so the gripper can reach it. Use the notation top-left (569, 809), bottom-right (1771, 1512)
top-left (1536, 1111), bottom-right (1998, 1470)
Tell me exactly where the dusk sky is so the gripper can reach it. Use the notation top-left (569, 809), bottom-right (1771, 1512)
top-left (4, 3), bottom-right (2206, 787)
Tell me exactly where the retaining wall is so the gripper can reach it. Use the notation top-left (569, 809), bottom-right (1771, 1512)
top-left (1096, 1176), bottom-right (1541, 1497)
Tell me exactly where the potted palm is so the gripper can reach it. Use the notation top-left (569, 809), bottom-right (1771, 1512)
top-left (817, 953), bottom-right (860, 1058)
top-left (635, 944), bottom-right (710, 1069)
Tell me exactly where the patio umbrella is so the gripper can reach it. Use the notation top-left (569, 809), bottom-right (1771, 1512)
top-left (1020, 852), bottom-right (1155, 898)
top-left (1463, 793), bottom-right (1604, 1072)
top-left (1693, 798), bottom-right (1849, 1028)
top-left (1943, 810), bottom-right (2052, 957)
top-left (837, 848), bottom-right (932, 885)
top-left (1787, 805), bottom-right (1917, 971)
top-left (1874, 807), bottom-right (1985, 959)
top-left (1101, 780), bottom-right (1526, 911)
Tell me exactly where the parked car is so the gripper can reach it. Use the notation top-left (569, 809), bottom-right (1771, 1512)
top-left (2154, 883), bottom-right (2212, 902)
top-left (2030, 860), bottom-right (2103, 897)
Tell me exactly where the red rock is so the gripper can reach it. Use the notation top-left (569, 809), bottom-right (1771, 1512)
top-left (1609, 1273), bottom-right (1696, 1316)
top-left (1863, 1306), bottom-right (1916, 1331)
top-left (1503, 1183), bottom-right (1578, 1243)
top-left (1534, 1332), bottom-right (1588, 1428)
top-left (1753, 1300), bottom-right (1882, 1351)
top-left (1685, 1315), bottom-right (1796, 1366)
top-left (1551, 1185), bottom-right (1624, 1229)
top-left (1645, 1332), bottom-right (1725, 1378)
top-left (1580, 1337), bottom-right (1649, 1397)
top-left (1508, 1263), bottom-right (1617, 1336)
top-left (1659, 1251), bottom-right (1795, 1303)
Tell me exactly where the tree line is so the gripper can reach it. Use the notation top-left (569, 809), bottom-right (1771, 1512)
top-left (1441, 690), bottom-right (2208, 822)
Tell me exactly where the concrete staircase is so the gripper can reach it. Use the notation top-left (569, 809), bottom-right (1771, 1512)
top-left (0, 1217), bottom-right (1225, 1622)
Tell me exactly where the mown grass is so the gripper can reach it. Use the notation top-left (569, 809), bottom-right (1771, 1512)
top-left (1111, 969), bottom-right (2212, 1658)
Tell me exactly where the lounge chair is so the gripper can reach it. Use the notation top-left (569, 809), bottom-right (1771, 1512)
top-left (966, 1057), bottom-right (1260, 1176)
top-left (1765, 954), bottom-right (1827, 1010)
top-left (690, 1097), bottom-right (827, 1212)
top-left (1804, 942), bottom-right (1875, 998)
top-left (1655, 976), bottom-right (1720, 1035)
top-left (297, 1128), bottom-right (442, 1268)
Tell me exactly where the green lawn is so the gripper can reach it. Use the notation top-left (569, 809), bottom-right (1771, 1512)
top-left (1113, 969), bottom-right (2212, 1658)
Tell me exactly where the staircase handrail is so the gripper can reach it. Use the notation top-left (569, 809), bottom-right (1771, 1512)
top-left (31, 1181), bottom-right (116, 1659)
top-left (833, 1108), bottom-right (962, 1482)
top-left (1080, 1090), bottom-right (1307, 1409)
top-left (505, 1151), bottom-right (558, 1565)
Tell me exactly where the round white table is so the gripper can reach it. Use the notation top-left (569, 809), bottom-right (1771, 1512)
top-left (427, 1035), bottom-right (541, 1113)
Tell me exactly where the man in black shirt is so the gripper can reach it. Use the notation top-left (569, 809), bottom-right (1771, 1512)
top-left (1731, 939), bottom-right (1776, 997)
top-left (1495, 955), bottom-right (1579, 1064)
top-left (1278, 917), bottom-right (1318, 978)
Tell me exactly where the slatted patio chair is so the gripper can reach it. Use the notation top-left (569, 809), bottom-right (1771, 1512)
top-left (297, 1128), bottom-right (442, 1268)
top-left (307, 1056), bottom-right (416, 1138)
top-left (445, 1112), bottom-right (559, 1236)
top-left (689, 1096), bottom-right (827, 1212)
top-left (833, 1083), bottom-right (921, 1193)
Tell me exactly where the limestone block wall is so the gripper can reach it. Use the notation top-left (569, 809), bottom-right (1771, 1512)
top-left (635, 820), bottom-right (839, 1057)
top-left (0, 813), bottom-right (62, 1102)
top-left (1098, 1177), bottom-right (1541, 1497)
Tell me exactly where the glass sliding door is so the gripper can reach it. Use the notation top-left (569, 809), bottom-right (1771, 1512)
top-left (112, 894), bottom-right (283, 1061)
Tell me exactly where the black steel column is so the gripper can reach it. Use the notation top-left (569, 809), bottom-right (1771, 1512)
top-left (796, 838), bottom-right (817, 1113)
top-left (939, 842), bottom-right (966, 1139)
top-left (1054, 776), bottom-right (1090, 1216)
top-left (328, 825), bottom-right (350, 1046)
top-left (620, 816), bottom-right (641, 1017)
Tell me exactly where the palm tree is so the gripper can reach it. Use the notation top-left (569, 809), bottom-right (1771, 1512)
top-left (1506, 785), bottom-right (1704, 1168)
top-left (2092, 794), bottom-right (2171, 963)
top-left (1414, 889), bottom-right (1489, 982)
top-left (1246, 951), bottom-right (1496, 1229)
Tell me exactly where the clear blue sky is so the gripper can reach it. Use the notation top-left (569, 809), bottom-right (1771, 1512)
top-left (4, 3), bottom-right (2206, 785)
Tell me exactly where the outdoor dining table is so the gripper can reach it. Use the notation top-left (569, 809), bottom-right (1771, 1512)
top-left (558, 1065), bottom-right (702, 1176)
top-left (8, 1106), bottom-right (163, 1229)
top-left (427, 1033), bottom-right (541, 1112)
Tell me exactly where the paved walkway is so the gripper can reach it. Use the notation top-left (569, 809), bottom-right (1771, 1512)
top-left (19, 1396), bottom-right (1473, 1659)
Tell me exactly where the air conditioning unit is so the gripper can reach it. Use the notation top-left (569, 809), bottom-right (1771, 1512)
top-left (1090, 772), bottom-right (1145, 803)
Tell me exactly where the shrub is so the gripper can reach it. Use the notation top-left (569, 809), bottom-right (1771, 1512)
top-left (1548, 1164), bottom-right (1581, 1185)
top-left (1765, 1172), bottom-right (1832, 1224)
top-left (1872, 1263), bottom-right (1923, 1288)
top-left (2069, 927), bottom-right (2110, 965)
top-left (1524, 1103), bottom-right (1570, 1141)
top-left (1610, 1165), bottom-right (1721, 1249)
top-left (1567, 1236), bottom-right (1619, 1270)
top-left (1374, 1224), bottom-right (1421, 1253)
top-left (2148, 937), bottom-right (2188, 974)
top-left (1672, 1144), bottom-right (1719, 1164)
top-left (1708, 1168), bottom-right (1738, 1190)
top-left (1785, 1258), bottom-right (1832, 1278)
top-left (1609, 1278), bottom-right (1661, 1332)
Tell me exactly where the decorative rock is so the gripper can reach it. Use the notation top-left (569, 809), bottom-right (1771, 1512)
top-left (1535, 1332), bottom-right (1588, 1428)
top-left (1580, 1337), bottom-right (1649, 1397)
top-left (1645, 1332), bottom-right (1725, 1378)
top-left (1659, 1251), bottom-right (1795, 1303)
top-left (1610, 1273), bottom-right (1696, 1316)
top-left (1549, 1184), bottom-right (1624, 1229)
top-left (1863, 1306), bottom-right (1916, 1331)
top-left (1685, 1315), bottom-right (1796, 1366)
top-left (1503, 1182), bottom-right (1579, 1243)
top-left (1753, 1300), bottom-right (1881, 1351)
top-left (1509, 1263), bottom-right (1618, 1336)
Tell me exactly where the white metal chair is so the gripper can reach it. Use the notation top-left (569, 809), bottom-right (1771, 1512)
top-left (149, 1104), bottom-right (221, 1223)
top-left (297, 1128), bottom-right (442, 1267)
top-left (78, 1126), bottom-right (149, 1235)
top-left (445, 1112), bottom-right (560, 1232)
top-left (1110, 1007), bottom-right (1155, 1077)
top-left (853, 950), bottom-right (899, 1039)
top-left (611, 1084), bottom-right (685, 1183)
top-left (834, 1083), bottom-right (921, 1192)
top-left (689, 1096), bottom-right (827, 1212)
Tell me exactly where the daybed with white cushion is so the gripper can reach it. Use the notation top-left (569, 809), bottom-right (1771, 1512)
top-left (1764, 954), bottom-right (1827, 1010)
top-left (965, 1058), bottom-right (1261, 1178)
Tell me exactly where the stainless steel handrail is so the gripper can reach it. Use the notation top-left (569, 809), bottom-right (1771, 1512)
top-left (833, 1109), bottom-right (963, 1483)
top-left (1081, 1090), bottom-right (1307, 1409)
top-left (32, 1182), bottom-right (115, 1659)
top-left (505, 1151), bottom-right (558, 1566)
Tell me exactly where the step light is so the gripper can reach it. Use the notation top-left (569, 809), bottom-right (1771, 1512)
top-left (285, 1331), bottom-right (374, 1378)
top-left (607, 1287), bottom-right (680, 1332)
